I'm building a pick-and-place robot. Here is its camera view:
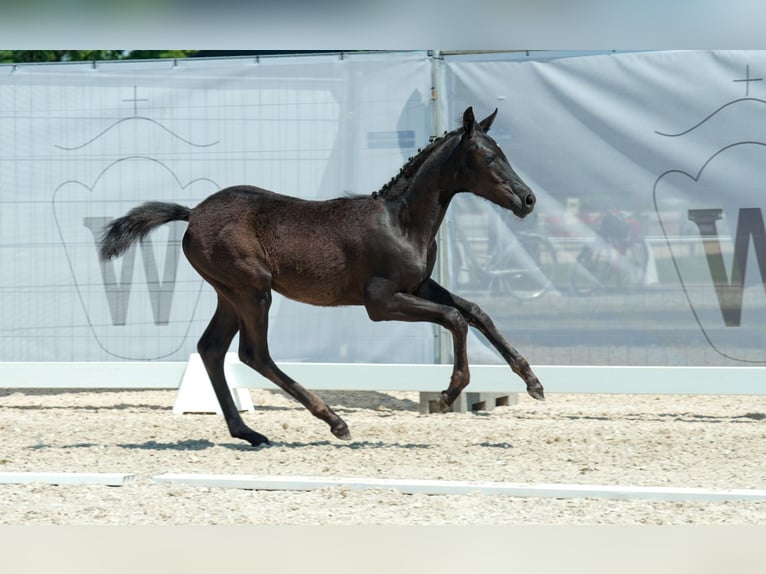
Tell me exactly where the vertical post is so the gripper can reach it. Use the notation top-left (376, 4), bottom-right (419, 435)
top-left (337, 57), bottom-right (358, 197)
top-left (429, 50), bottom-right (451, 366)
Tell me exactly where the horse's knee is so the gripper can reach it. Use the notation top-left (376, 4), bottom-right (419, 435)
top-left (468, 302), bottom-right (487, 323)
top-left (364, 303), bottom-right (386, 323)
top-left (461, 301), bottom-right (493, 330)
top-left (363, 290), bottom-right (394, 322)
top-left (444, 308), bottom-right (468, 337)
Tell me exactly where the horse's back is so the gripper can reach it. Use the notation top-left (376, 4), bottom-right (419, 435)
top-left (192, 185), bottom-right (289, 215)
top-left (185, 185), bottom-right (379, 305)
top-left (193, 184), bottom-right (369, 221)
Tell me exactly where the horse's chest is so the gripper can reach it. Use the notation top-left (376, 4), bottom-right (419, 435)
top-left (377, 239), bottom-right (434, 290)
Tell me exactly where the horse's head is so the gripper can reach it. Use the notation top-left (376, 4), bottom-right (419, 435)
top-left (452, 107), bottom-right (536, 218)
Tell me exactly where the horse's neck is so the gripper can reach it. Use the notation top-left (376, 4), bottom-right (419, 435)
top-left (390, 164), bottom-right (454, 249)
top-left (380, 135), bottom-right (458, 247)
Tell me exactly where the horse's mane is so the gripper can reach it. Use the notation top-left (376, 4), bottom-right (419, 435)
top-left (374, 127), bottom-right (462, 200)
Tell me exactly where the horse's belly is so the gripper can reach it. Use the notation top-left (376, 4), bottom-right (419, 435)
top-left (270, 260), bottom-right (365, 307)
top-left (272, 278), bottom-right (364, 307)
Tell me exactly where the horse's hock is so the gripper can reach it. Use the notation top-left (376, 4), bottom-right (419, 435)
top-left (419, 392), bottom-right (517, 414)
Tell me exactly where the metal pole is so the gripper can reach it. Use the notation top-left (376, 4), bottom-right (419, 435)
top-left (429, 50), bottom-right (451, 365)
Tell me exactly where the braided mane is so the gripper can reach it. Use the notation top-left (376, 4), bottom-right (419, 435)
top-left (374, 128), bottom-right (461, 199)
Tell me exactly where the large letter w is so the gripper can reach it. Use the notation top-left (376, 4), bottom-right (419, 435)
top-left (687, 208), bottom-right (766, 326)
top-left (83, 217), bottom-right (182, 326)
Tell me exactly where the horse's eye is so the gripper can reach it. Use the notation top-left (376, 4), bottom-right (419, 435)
top-left (485, 154), bottom-right (495, 165)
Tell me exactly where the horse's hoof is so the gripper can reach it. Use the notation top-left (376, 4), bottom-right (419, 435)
top-left (331, 422), bottom-right (352, 441)
top-left (241, 431), bottom-right (271, 447)
top-left (438, 392), bottom-right (452, 413)
top-left (527, 385), bottom-right (545, 401)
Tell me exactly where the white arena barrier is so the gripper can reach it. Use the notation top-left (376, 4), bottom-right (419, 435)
top-left (171, 353), bottom-right (766, 414)
top-left (152, 473), bottom-right (766, 502)
top-left (0, 472), bottom-right (136, 486)
top-left (1, 357), bottom-right (765, 415)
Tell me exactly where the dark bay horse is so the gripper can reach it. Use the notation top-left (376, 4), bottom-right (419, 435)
top-left (100, 106), bottom-right (545, 446)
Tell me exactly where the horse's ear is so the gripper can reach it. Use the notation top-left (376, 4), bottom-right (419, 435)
top-left (462, 106), bottom-right (476, 135)
top-left (479, 108), bottom-right (498, 132)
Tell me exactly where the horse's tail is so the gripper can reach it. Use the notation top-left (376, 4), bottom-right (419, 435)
top-left (99, 201), bottom-right (191, 261)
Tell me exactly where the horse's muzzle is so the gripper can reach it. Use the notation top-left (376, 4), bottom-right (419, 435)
top-left (509, 188), bottom-right (536, 218)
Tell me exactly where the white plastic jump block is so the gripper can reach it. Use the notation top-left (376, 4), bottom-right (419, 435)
top-left (0, 472), bottom-right (136, 486)
top-left (152, 473), bottom-right (766, 502)
top-left (418, 391), bottom-right (517, 414)
top-left (173, 353), bottom-right (254, 414)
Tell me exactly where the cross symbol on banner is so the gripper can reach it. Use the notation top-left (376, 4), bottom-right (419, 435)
top-left (123, 86), bottom-right (149, 115)
top-left (733, 64), bottom-right (762, 96)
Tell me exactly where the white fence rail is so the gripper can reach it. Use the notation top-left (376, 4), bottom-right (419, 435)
top-left (1, 355), bottom-right (764, 395)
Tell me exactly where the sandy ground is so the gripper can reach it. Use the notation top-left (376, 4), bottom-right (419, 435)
top-left (1, 387), bottom-right (766, 525)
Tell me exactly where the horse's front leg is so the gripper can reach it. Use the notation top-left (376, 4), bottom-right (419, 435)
top-left (416, 279), bottom-right (545, 401)
top-left (364, 277), bottom-right (470, 411)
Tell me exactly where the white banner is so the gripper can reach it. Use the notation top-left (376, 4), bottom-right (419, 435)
top-left (443, 50), bottom-right (766, 366)
top-left (2, 50), bottom-right (765, 368)
top-left (0, 53), bottom-right (434, 362)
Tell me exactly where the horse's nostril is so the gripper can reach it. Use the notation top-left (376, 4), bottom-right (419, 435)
top-left (525, 193), bottom-right (536, 208)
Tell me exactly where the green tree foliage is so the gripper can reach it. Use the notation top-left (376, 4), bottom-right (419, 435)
top-left (0, 50), bottom-right (199, 64)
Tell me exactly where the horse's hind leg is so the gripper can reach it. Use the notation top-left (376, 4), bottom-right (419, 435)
top-left (198, 294), bottom-right (270, 446)
top-left (235, 286), bottom-right (351, 441)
